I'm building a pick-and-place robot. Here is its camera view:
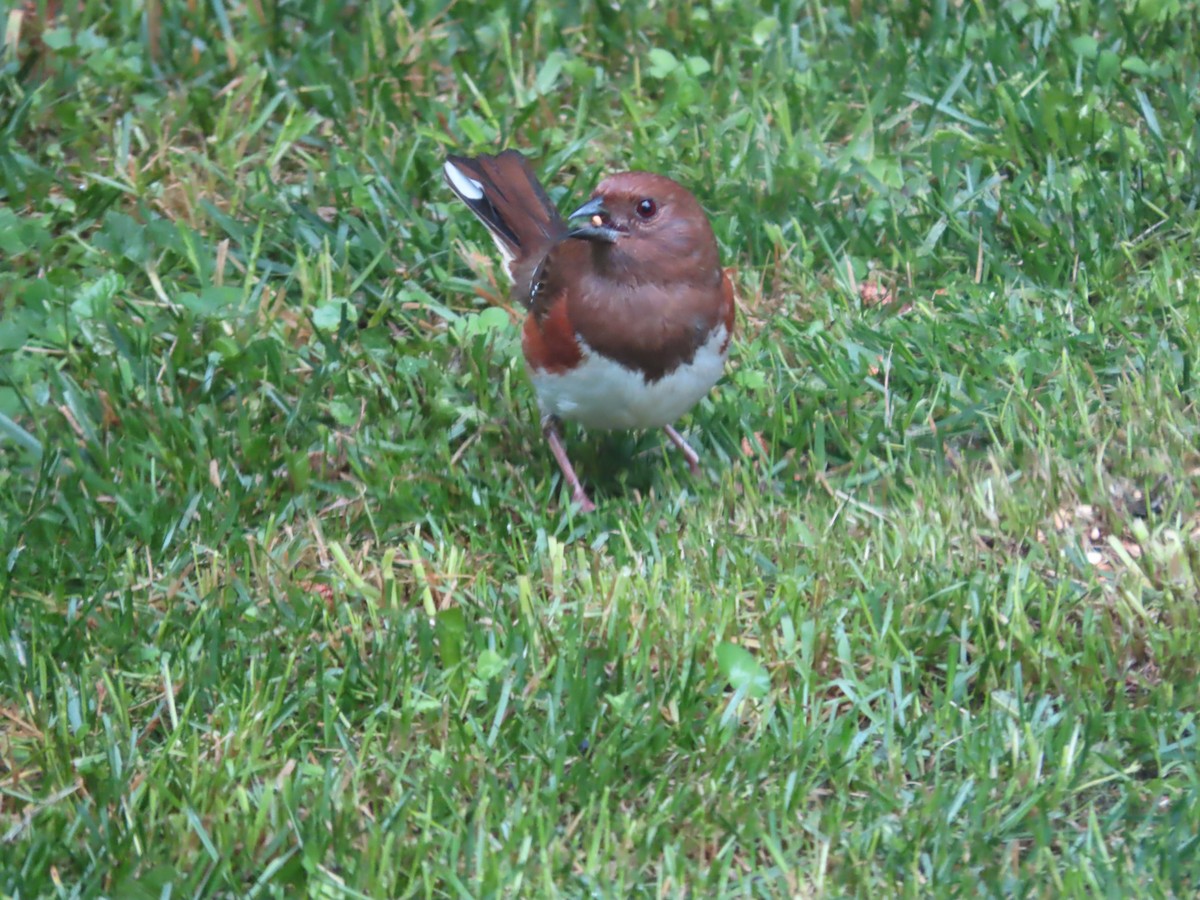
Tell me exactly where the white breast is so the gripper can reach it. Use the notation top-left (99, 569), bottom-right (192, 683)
top-left (528, 325), bottom-right (729, 430)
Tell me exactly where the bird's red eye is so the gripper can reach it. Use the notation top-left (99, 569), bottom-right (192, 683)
top-left (636, 198), bottom-right (657, 219)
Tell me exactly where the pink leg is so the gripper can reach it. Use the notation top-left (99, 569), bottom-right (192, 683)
top-left (542, 416), bottom-right (596, 512)
top-left (663, 424), bottom-right (701, 475)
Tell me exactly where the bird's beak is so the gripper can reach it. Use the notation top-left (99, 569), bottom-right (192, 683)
top-left (566, 196), bottom-right (620, 243)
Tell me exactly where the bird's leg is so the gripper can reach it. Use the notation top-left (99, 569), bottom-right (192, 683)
top-left (663, 424), bottom-right (701, 476)
top-left (542, 415), bottom-right (596, 512)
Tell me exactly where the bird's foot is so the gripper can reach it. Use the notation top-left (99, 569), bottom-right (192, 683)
top-left (663, 424), bottom-right (702, 476)
top-left (542, 415), bottom-right (596, 512)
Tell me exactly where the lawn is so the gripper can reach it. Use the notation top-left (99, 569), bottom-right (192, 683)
top-left (2, 0), bottom-right (1199, 895)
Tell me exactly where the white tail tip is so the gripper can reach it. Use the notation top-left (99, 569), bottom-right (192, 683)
top-left (443, 160), bottom-right (484, 201)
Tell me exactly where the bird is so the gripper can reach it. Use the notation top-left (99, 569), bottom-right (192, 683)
top-left (442, 149), bottom-right (735, 512)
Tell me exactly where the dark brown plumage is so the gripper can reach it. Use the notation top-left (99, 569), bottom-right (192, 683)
top-left (444, 151), bottom-right (735, 511)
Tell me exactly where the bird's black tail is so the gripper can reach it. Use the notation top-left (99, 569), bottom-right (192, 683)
top-left (443, 150), bottom-right (565, 281)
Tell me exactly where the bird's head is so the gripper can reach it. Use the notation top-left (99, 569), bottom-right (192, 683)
top-left (565, 172), bottom-right (719, 279)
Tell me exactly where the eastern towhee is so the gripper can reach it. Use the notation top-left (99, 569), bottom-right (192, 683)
top-left (444, 150), bottom-right (734, 511)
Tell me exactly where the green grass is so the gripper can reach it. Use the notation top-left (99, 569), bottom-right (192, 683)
top-left (2, 0), bottom-right (1199, 895)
